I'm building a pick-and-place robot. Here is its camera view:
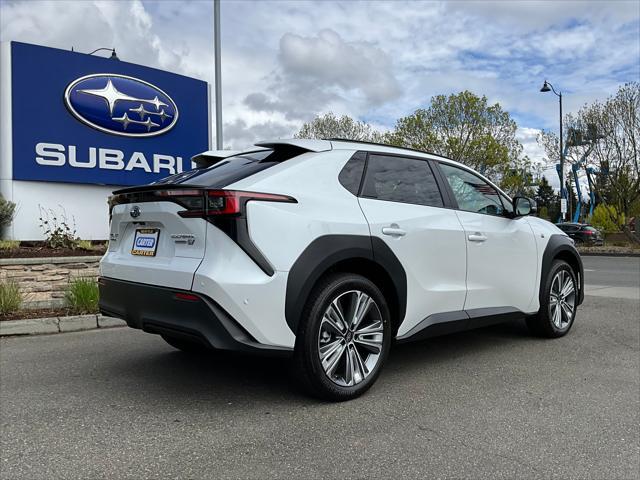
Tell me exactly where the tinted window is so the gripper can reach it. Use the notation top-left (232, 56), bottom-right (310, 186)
top-left (439, 163), bottom-right (505, 216)
top-left (154, 148), bottom-right (302, 188)
top-left (362, 155), bottom-right (443, 207)
top-left (338, 152), bottom-right (366, 195)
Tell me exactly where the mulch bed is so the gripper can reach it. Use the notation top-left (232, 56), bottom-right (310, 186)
top-left (0, 246), bottom-right (106, 259)
top-left (0, 308), bottom-right (90, 321)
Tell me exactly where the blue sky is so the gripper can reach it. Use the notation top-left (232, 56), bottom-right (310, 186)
top-left (2, 0), bottom-right (639, 161)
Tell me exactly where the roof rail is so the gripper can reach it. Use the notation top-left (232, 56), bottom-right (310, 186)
top-left (324, 138), bottom-right (453, 161)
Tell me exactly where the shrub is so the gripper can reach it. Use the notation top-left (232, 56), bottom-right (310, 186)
top-left (65, 278), bottom-right (99, 314)
top-left (0, 195), bottom-right (16, 229)
top-left (0, 280), bottom-right (22, 315)
top-left (76, 240), bottom-right (94, 251)
top-left (0, 240), bottom-right (20, 250)
top-left (589, 204), bottom-right (625, 234)
top-left (39, 205), bottom-right (79, 249)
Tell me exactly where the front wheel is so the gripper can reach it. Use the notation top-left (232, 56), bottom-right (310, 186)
top-left (526, 260), bottom-right (578, 338)
top-left (293, 273), bottom-right (392, 401)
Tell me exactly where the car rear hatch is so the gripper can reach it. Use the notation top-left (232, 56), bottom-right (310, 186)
top-left (102, 186), bottom-right (209, 290)
top-left (101, 142), bottom-right (328, 290)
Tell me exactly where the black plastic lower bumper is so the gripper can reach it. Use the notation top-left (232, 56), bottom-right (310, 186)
top-left (98, 277), bottom-right (292, 356)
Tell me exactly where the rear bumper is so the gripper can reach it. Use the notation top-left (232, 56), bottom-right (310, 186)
top-left (98, 277), bottom-right (292, 356)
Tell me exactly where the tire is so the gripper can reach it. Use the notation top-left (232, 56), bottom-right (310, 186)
top-left (526, 260), bottom-right (578, 338)
top-left (161, 334), bottom-right (210, 354)
top-left (293, 273), bottom-right (392, 401)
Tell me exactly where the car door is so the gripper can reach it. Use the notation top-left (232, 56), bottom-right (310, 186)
top-left (437, 162), bottom-right (538, 314)
top-left (356, 153), bottom-right (467, 337)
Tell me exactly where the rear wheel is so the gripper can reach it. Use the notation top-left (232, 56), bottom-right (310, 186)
top-left (526, 260), bottom-right (578, 338)
top-left (161, 334), bottom-right (210, 354)
top-left (293, 273), bottom-right (392, 401)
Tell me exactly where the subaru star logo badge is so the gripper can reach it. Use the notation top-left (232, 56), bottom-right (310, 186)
top-left (64, 73), bottom-right (179, 137)
top-left (130, 206), bottom-right (141, 218)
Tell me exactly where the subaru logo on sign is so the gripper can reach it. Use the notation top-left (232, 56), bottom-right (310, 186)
top-left (64, 73), bottom-right (179, 137)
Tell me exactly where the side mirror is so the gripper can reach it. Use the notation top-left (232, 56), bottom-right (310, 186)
top-left (513, 196), bottom-right (536, 217)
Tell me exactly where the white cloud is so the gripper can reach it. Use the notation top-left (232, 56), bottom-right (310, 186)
top-left (1, 0), bottom-right (638, 152)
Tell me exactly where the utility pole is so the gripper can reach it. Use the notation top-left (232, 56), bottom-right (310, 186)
top-left (214, 0), bottom-right (222, 149)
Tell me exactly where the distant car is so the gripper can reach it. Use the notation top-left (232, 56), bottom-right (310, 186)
top-left (99, 139), bottom-right (584, 400)
top-left (556, 223), bottom-right (604, 246)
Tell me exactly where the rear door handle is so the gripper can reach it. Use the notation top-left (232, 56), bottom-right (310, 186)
top-left (468, 232), bottom-right (487, 242)
top-left (382, 226), bottom-right (406, 237)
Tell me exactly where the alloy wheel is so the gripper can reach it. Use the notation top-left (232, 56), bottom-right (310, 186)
top-left (549, 269), bottom-right (576, 330)
top-left (318, 290), bottom-right (384, 387)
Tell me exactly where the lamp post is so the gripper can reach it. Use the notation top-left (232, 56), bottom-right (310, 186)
top-left (540, 80), bottom-right (565, 221)
top-left (86, 47), bottom-right (119, 60)
top-left (214, 0), bottom-right (223, 149)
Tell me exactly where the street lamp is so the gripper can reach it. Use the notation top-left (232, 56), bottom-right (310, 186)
top-left (83, 47), bottom-right (119, 60)
top-left (540, 79), bottom-right (565, 221)
top-left (72, 47), bottom-right (119, 60)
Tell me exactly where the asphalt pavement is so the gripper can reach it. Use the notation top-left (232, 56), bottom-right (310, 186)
top-left (0, 256), bottom-right (638, 479)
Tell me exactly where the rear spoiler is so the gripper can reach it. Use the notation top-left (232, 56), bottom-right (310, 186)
top-left (190, 150), bottom-right (243, 169)
top-left (191, 139), bottom-right (332, 169)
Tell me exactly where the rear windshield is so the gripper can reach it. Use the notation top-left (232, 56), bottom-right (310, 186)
top-left (154, 148), bottom-right (302, 188)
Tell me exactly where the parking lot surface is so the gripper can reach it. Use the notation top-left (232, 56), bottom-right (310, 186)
top-left (1, 256), bottom-right (638, 479)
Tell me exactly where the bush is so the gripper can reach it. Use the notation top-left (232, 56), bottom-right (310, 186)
top-left (0, 240), bottom-right (19, 250)
top-left (65, 278), bottom-right (99, 315)
top-left (0, 280), bottom-right (22, 315)
top-left (589, 204), bottom-right (626, 234)
top-left (0, 195), bottom-right (16, 229)
top-left (76, 240), bottom-right (94, 251)
top-left (39, 205), bottom-right (79, 249)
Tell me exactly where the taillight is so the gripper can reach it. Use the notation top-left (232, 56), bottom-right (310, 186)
top-left (583, 230), bottom-right (593, 235)
top-left (174, 292), bottom-right (200, 302)
top-left (178, 190), bottom-right (297, 218)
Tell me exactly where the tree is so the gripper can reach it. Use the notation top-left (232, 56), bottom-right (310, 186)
top-left (590, 204), bottom-right (625, 234)
top-left (535, 176), bottom-right (558, 221)
top-left (538, 83), bottom-right (639, 241)
top-left (295, 113), bottom-right (385, 142)
top-left (386, 90), bottom-right (528, 193)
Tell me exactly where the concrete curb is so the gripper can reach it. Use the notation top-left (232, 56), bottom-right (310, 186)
top-left (0, 314), bottom-right (126, 337)
top-left (0, 256), bottom-right (102, 266)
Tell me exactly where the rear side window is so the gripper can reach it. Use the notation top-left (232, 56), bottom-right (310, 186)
top-left (338, 152), bottom-right (366, 195)
top-left (361, 154), bottom-right (443, 207)
top-left (154, 148), bottom-right (304, 188)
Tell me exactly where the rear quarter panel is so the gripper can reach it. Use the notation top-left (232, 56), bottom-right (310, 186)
top-left (229, 149), bottom-right (370, 272)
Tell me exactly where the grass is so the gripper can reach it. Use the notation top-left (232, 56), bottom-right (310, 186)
top-left (64, 278), bottom-right (99, 314)
top-left (0, 280), bottom-right (22, 315)
top-left (0, 240), bottom-right (20, 250)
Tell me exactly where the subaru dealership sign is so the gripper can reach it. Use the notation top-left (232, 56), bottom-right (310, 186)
top-left (10, 41), bottom-right (209, 186)
top-left (0, 41), bottom-right (211, 239)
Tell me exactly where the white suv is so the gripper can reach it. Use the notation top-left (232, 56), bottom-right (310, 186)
top-left (99, 139), bottom-right (584, 400)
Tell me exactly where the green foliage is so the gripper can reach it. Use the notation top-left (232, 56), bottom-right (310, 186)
top-left (64, 278), bottom-right (99, 314)
top-left (0, 195), bottom-right (16, 229)
top-left (38, 205), bottom-right (80, 249)
top-left (589, 204), bottom-right (625, 234)
top-left (0, 240), bottom-right (20, 250)
top-left (76, 240), bottom-right (94, 251)
top-left (538, 206), bottom-right (550, 221)
top-left (386, 91), bottom-right (525, 188)
top-left (0, 280), bottom-right (22, 315)
top-left (295, 112), bottom-right (385, 142)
